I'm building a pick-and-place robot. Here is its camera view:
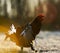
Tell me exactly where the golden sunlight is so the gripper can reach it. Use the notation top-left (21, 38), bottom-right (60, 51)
top-left (0, 26), bottom-right (8, 32)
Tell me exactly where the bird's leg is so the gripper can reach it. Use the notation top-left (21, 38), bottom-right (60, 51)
top-left (21, 47), bottom-right (23, 53)
top-left (30, 43), bottom-right (37, 52)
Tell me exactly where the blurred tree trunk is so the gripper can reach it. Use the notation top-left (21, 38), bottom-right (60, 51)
top-left (4, 0), bottom-right (7, 17)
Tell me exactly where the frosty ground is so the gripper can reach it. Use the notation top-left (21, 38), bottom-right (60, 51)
top-left (0, 31), bottom-right (60, 53)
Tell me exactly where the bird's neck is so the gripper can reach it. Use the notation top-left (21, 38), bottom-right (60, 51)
top-left (30, 18), bottom-right (41, 35)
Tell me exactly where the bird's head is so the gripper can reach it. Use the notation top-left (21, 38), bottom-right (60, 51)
top-left (36, 14), bottom-right (44, 22)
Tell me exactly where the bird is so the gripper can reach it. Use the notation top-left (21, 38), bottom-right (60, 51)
top-left (5, 14), bottom-right (44, 52)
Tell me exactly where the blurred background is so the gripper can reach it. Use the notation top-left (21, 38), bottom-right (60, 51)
top-left (0, 0), bottom-right (60, 32)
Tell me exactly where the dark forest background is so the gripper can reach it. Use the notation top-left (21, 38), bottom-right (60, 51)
top-left (0, 0), bottom-right (60, 31)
